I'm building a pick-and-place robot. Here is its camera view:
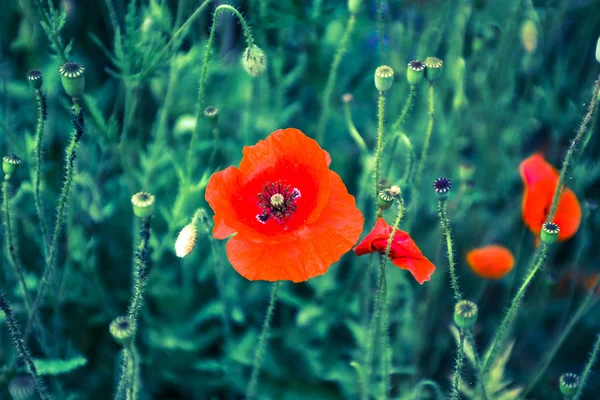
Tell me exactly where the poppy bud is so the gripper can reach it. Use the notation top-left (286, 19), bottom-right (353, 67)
top-left (175, 223), bottom-right (197, 258)
top-left (348, 0), bottom-right (362, 14)
top-left (453, 300), bottom-right (478, 330)
top-left (241, 45), bottom-right (267, 77)
top-left (8, 375), bottom-right (36, 400)
top-left (377, 188), bottom-right (395, 210)
top-left (424, 57), bottom-right (443, 82)
top-left (407, 60), bottom-right (425, 86)
top-left (110, 315), bottom-right (136, 346)
top-left (174, 114), bottom-right (196, 137)
top-left (559, 372), bottom-right (580, 397)
top-left (541, 222), bottom-right (560, 245)
top-left (59, 61), bottom-right (85, 99)
top-left (2, 154), bottom-right (21, 179)
top-left (27, 70), bottom-right (43, 90)
top-left (131, 191), bottom-right (155, 219)
top-left (520, 20), bottom-right (538, 53)
top-left (204, 106), bottom-right (219, 124)
top-left (374, 65), bottom-right (394, 92)
top-left (433, 177), bottom-right (452, 200)
top-left (458, 162), bottom-right (475, 182)
top-left (596, 36), bottom-right (600, 63)
top-left (342, 93), bottom-right (354, 104)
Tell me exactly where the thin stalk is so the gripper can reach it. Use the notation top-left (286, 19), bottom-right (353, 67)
top-left (390, 85), bottom-right (416, 133)
top-left (246, 281), bottom-right (281, 399)
top-left (379, 264), bottom-right (389, 400)
top-left (127, 218), bottom-right (151, 328)
top-left (26, 99), bottom-right (85, 339)
top-left (33, 88), bottom-right (49, 255)
top-left (411, 379), bottom-right (445, 399)
top-left (414, 83), bottom-right (435, 184)
top-left (376, 0), bottom-right (384, 59)
top-left (438, 199), bottom-right (462, 302)
top-left (547, 76), bottom-right (600, 222)
top-left (363, 257), bottom-right (386, 400)
top-left (187, 4), bottom-right (255, 181)
top-left (343, 99), bottom-right (368, 155)
top-left (480, 244), bottom-right (550, 378)
top-left (449, 330), bottom-right (465, 400)
top-left (374, 91), bottom-right (386, 204)
top-left (315, 14), bottom-right (357, 143)
top-left (572, 333), bottom-right (600, 400)
top-left (0, 291), bottom-right (50, 400)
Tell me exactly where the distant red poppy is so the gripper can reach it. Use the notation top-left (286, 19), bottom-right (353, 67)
top-left (353, 218), bottom-right (435, 284)
top-left (519, 153), bottom-right (581, 241)
top-left (205, 128), bottom-right (364, 282)
top-left (466, 245), bottom-right (514, 279)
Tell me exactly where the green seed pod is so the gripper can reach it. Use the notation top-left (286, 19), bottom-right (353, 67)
top-left (110, 315), bottom-right (136, 346)
top-left (433, 177), bottom-right (452, 200)
top-left (540, 222), bottom-right (560, 245)
top-left (348, 0), bottom-right (362, 14)
top-left (596, 36), bottom-right (600, 63)
top-left (406, 60), bottom-right (425, 86)
top-left (27, 70), bottom-right (43, 90)
top-left (2, 154), bottom-right (22, 178)
top-left (59, 62), bottom-right (85, 99)
top-left (424, 57), bottom-right (443, 82)
top-left (374, 65), bottom-right (394, 92)
top-left (131, 191), bottom-right (155, 219)
top-left (453, 300), bottom-right (478, 330)
top-left (559, 372), bottom-right (580, 397)
top-left (377, 188), bottom-right (395, 210)
top-left (204, 106), bottom-right (219, 125)
top-left (8, 375), bottom-right (36, 400)
top-left (241, 45), bottom-right (267, 77)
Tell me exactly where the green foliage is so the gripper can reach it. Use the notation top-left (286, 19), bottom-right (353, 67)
top-left (33, 356), bottom-right (87, 376)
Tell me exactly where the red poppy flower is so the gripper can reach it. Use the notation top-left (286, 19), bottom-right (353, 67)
top-left (205, 128), bottom-right (364, 282)
top-left (353, 218), bottom-right (435, 284)
top-left (519, 153), bottom-right (581, 241)
top-left (466, 245), bottom-right (514, 280)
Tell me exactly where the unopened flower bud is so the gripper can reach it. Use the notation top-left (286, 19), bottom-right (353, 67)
top-left (541, 222), bottom-right (559, 245)
top-left (241, 45), bottom-right (267, 77)
top-left (131, 191), bottom-right (155, 219)
top-left (596, 36), bottom-right (600, 63)
top-left (433, 177), bottom-right (452, 200)
top-left (3, 154), bottom-right (21, 178)
top-left (110, 315), bottom-right (136, 346)
top-left (407, 60), bottom-right (425, 86)
top-left (453, 300), bottom-right (478, 330)
top-left (8, 375), bottom-right (36, 400)
top-left (27, 70), bottom-right (43, 90)
top-left (424, 57), bottom-right (443, 82)
top-left (520, 20), bottom-right (539, 53)
top-left (389, 185), bottom-right (401, 197)
top-left (175, 224), bottom-right (197, 258)
top-left (559, 372), bottom-right (580, 397)
top-left (374, 65), bottom-right (394, 92)
top-left (342, 93), bottom-right (354, 104)
top-left (348, 0), bottom-right (362, 14)
top-left (459, 162), bottom-right (475, 182)
top-left (59, 61), bottom-right (85, 99)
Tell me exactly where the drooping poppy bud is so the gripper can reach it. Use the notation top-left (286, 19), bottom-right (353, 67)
top-left (241, 45), bottom-right (267, 77)
top-left (175, 223), bottom-right (197, 258)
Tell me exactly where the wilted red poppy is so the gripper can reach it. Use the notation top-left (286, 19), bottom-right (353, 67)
top-left (519, 153), bottom-right (581, 241)
top-left (466, 245), bottom-right (514, 279)
top-left (353, 218), bottom-right (435, 284)
top-left (205, 128), bottom-right (364, 282)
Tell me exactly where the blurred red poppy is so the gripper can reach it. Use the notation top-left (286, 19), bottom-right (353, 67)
top-left (519, 153), bottom-right (581, 242)
top-left (353, 218), bottom-right (435, 284)
top-left (466, 245), bottom-right (514, 280)
top-left (205, 128), bottom-right (364, 282)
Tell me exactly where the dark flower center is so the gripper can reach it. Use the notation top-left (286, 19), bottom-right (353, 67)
top-left (256, 181), bottom-right (301, 224)
top-left (433, 177), bottom-right (452, 193)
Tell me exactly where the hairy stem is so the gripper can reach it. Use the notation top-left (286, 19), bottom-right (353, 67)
top-left (390, 85), bottom-right (416, 134)
top-left (374, 91), bottom-right (386, 202)
top-left (33, 88), bottom-right (49, 255)
top-left (363, 257), bottom-right (386, 400)
top-left (449, 330), bottom-right (465, 400)
top-left (438, 199), bottom-right (462, 302)
top-left (573, 333), bottom-right (600, 400)
top-left (343, 100), bottom-right (368, 155)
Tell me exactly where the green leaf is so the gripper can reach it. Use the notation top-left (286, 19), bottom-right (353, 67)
top-left (33, 356), bottom-right (87, 376)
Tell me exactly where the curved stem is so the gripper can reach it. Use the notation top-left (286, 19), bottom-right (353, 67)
top-left (343, 100), bottom-right (368, 155)
top-left (315, 14), bottom-right (357, 144)
top-left (187, 4), bottom-right (256, 180)
top-left (414, 83), bottom-right (435, 184)
top-left (390, 85), bottom-right (416, 134)
top-left (449, 330), bottom-right (465, 400)
top-left (438, 199), bottom-right (462, 302)
top-left (374, 91), bottom-right (386, 201)
top-left (33, 89), bottom-right (49, 255)
top-left (573, 332), bottom-right (600, 400)
top-left (547, 76), bottom-right (600, 222)
top-left (411, 379), bottom-right (445, 400)
top-left (246, 281), bottom-right (281, 399)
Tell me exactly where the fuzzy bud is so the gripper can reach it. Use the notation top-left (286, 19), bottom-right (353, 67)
top-left (433, 177), bottom-right (452, 200)
top-left (131, 191), bottom-right (155, 219)
top-left (3, 154), bottom-right (21, 179)
top-left (175, 224), bottom-right (197, 258)
top-left (110, 315), bottom-right (136, 346)
top-left (374, 65), bottom-right (394, 92)
top-left (407, 60), bottom-right (425, 86)
top-left (348, 0), bottom-right (362, 14)
top-left (520, 20), bottom-right (539, 53)
top-left (559, 372), bottom-right (580, 397)
top-left (453, 300), bottom-right (478, 330)
top-left (541, 222), bottom-right (559, 245)
top-left (8, 375), bottom-right (36, 400)
top-left (59, 61), bottom-right (85, 99)
top-left (27, 70), bottom-right (43, 90)
top-left (424, 57), bottom-right (443, 82)
top-left (241, 45), bottom-right (267, 77)
top-left (342, 93), bottom-right (354, 104)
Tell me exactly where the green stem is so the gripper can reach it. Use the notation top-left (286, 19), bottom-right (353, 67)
top-left (390, 85), bottom-right (416, 133)
top-left (187, 4), bottom-right (256, 181)
top-left (246, 281), bottom-right (281, 399)
top-left (572, 333), bottom-right (600, 400)
top-left (315, 14), bottom-right (357, 144)
top-left (374, 91), bottom-right (386, 201)
top-left (343, 100), bottom-right (368, 155)
top-left (385, 132), bottom-right (414, 180)
top-left (414, 83), bottom-right (435, 184)
top-left (26, 99), bottom-right (85, 340)
top-left (547, 76), bottom-right (600, 222)
top-left (438, 199), bottom-right (462, 302)
top-left (449, 331), bottom-right (465, 400)
top-left (480, 244), bottom-right (550, 379)
top-left (525, 294), bottom-right (599, 395)
top-left (0, 291), bottom-right (50, 400)
top-left (127, 218), bottom-right (151, 329)
top-left (376, 0), bottom-right (384, 59)
top-left (379, 263), bottom-right (389, 400)
top-left (363, 257), bottom-right (386, 400)
top-left (411, 379), bottom-right (445, 399)
top-left (33, 88), bottom-right (49, 255)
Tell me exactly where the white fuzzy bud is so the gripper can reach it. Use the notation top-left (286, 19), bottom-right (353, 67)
top-left (175, 224), bottom-right (197, 258)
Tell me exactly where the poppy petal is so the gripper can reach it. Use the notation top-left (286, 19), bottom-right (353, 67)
top-left (224, 171), bottom-right (363, 282)
top-left (466, 245), bottom-right (515, 279)
top-left (553, 187), bottom-right (581, 241)
top-left (205, 166), bottom-right (246, 239)
top-left (519, 153), bottom-right (558, 188)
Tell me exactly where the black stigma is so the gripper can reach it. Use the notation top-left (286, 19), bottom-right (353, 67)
top-left (433, 177), bottom-right (452, 193)
top-left (257, 181), bottom-right (300, 225)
